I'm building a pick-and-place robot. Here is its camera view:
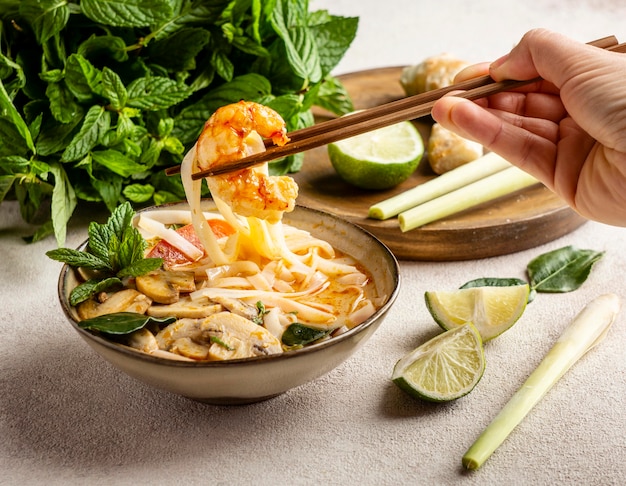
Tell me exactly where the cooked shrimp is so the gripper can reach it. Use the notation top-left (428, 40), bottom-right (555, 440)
top-left (195, 101), bottom-right (298, 223)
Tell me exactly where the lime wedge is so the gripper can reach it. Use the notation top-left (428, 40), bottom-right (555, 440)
top-left (392, 323), bottom-right (485, 402)
top-left (425, 284), bottom-right (530, 342)
top-left (328, 120), bottom-right (424, 190)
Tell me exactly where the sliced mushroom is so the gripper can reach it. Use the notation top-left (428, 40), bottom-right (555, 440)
top-left (135, 269), bottom-right (196, 304)
top-left (147, 296), bottom-right (222, 319)
top-left (126, 328), bottom-right (159, 353)
top-left (200, 312), bottom-right (282, 360)
top-left (77, 289), bottom-right (152, 320)
top-left (210, 295), bottom-right (260, 321)
top-left (153, 313), bottom-right (282, 361)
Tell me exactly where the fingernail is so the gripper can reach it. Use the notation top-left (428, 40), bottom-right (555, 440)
top-left (490, 54), bottom-right (509, 71)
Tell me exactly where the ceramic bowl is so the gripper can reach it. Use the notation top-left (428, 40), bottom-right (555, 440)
top-left (57, 201), bottom-right (400, 405)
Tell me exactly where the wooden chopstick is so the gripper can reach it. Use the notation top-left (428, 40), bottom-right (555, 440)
top-left (164, 35), bottom-right (620, 180)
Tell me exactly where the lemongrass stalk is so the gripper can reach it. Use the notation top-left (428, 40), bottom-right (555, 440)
top-left (463, 293), bottom-right (621, 470)
top-left (368, 152), bottom-right (512, 220)
top-left (398, 166), bottom-right (538, 232)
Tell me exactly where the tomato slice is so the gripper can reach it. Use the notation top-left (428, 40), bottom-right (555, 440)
top-left (147, 219), bottom-right (235, 267)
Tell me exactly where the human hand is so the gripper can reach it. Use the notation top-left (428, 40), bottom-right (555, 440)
top-left (431, 28), bottom-right (626, 226)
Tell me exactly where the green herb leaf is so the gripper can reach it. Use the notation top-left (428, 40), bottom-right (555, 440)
top-left (281, 323), bottom-right (330, 347)
top-left (65, 54), bottom-right (102, 102)
top-left (91, 150), bottom-right (147, 178)
top-left (78, 312), bottom-right (176, 335)
top-left (46, 247), bottom-right (112, 271)
top-left (101, 67), bottom-right (128, 110)
top-left (19, 0), bottom-right (70, 45)
top-left (69, 277), bottom-right (123, 306)
top-left (0, 80), bottom-right (35, 153)
top-left (49, 163), bottom-right (77, 247)
top-left (80, 0), bottom-right (173, 28)
top-left (61, 105), bottom-right (110, 162)
top-left (527, 246), bottom-right (604, 293)
top-left (127, 77), bottom-right (193, 111)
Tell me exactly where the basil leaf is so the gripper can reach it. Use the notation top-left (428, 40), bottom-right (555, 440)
top-left (527, 246), bottom-right (604, 293)
top-left (281, 323), bottom-right (330, 347)
top-left (78, 312), bottom-right (175, 335)
top-left (69, 277), bottom-right (123, 306)
top-left (80, 0), bottom-right (173, 28)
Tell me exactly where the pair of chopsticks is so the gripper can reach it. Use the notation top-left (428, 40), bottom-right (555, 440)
top-left (166, 35), bottom-right (623, 180)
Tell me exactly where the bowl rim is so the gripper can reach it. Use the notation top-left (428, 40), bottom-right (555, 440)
top-left (57, 201), bottom-right (401, 368)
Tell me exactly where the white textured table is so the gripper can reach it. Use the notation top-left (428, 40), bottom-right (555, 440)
top-left (2, 1), bottom-right (626, 484)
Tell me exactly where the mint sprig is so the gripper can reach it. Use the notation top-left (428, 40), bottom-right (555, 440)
top-left (47, 202), bottom-right (162, 305)
top-left (0, 1), bottom-right (358, 245)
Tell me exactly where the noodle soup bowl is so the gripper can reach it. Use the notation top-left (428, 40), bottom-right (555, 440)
top-left (58, 201), bottom-right (400, 405)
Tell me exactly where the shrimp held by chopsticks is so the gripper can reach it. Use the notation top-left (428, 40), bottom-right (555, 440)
top-left (195, 100), bottom-right (298, 223)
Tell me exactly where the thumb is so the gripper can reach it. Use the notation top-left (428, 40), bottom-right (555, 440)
top-left (489, 29), bottom-right (593, 88)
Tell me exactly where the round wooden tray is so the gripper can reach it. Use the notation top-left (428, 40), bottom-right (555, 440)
top-left (292, 66), bottom-right (586, 261)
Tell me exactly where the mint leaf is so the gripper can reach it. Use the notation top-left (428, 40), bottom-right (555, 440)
top-left (118, 257), bottom-right (163, 278)
top-left (123, 183), bottom-right (155, 203)
top-left (0, 79), bottom-right (35, 153)
top-left (77, 34), bottom-right (129, 63)
top-left (69, 277), bottom-right (123, 306)
top-left (19, 0), bottom-right (70, 45)
top-left (46, 247), bottom-right (111, 271)
top-left (101, 67), bottom-right (128, 110)
top-left (127, 77), bottom-right (193, 111)
top-left (310, 16), bottom-right (358, 77)
top-left (46, 81), bottom-right (83, 124)
top-left (61, 105), bottom-right (110, 162)
top-left (92, 150), bottom-right (147, 178)
top-left (146, 27), bottom-right (211, 72)
top-left (80, 0), bottom-right (173, 28)
top-left (65, 54), bottom-right (102, 102)
top-left (49, 163), bottom-right (77, 247)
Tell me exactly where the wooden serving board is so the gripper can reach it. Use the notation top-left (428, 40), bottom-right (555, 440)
top-left (292, 66), bottom-right (587, 261)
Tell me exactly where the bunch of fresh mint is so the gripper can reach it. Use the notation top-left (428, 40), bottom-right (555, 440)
top-left (0, 0), bottom-right (357, 245)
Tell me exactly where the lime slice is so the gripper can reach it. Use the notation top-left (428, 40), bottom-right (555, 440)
top-left (328, 120), bottom-right (424, 190)
top-left (425, 284), bottom-right (530, 342)
top-left (392, 323), bottom-right (485, 402)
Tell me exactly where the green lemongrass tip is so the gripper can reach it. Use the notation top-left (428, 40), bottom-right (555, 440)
top-left (462, 293), bottom-right (621, 470)
top-left (398, 166), bottom-right (538, 232)
top-left (368, 152), bottom-right (511, 220)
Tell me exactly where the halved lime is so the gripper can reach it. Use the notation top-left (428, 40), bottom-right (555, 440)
top-left (327, 120), bottom-right (424, 190)
top-left (392, 323), bottom-right (485, 402)
top-left (425, 284), bottom-right (530, 342)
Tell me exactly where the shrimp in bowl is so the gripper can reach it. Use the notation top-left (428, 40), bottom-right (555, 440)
top-left (55, 100), bottom-right (399, 380)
